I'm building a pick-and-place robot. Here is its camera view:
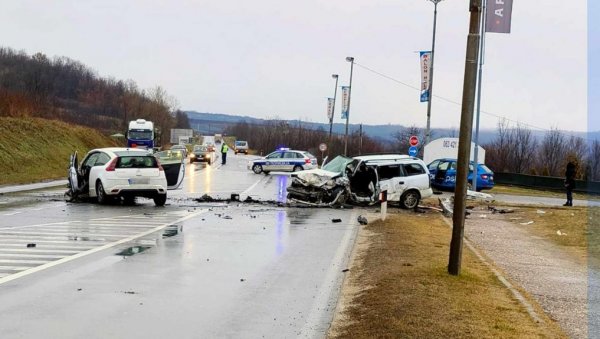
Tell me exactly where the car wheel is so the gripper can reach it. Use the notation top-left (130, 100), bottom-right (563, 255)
top-left (293, 165), bottom-right (303, 172)
top-left (400, 190), bottom-right (420, 209)
top-left (252, 164), bottom-right (263, 174)
top-left (96, 181), bottom-right (108, 205)
top-left (154, 194), bottom-right (167, 207)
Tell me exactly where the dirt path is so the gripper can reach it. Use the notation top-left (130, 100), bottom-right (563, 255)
top-left (464, 212), bottom-right (590, 338)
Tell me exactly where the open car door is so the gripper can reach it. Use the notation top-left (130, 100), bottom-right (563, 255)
top-left (155, 150), bottom-right (186, 189)
top-left (65, 151), bottom-right (85, 201)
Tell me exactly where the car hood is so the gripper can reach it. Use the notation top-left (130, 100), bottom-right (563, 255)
top-left (292, 168), bottom-right (342, 186)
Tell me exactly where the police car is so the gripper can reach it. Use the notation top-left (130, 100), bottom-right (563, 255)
top-left (248, 148), bottom-right (318, 174)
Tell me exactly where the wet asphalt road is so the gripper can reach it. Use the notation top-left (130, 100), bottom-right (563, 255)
top-left (0, 151), bottom-right (361, 338)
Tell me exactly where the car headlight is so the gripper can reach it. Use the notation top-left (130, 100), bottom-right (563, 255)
top-left (190, 154), bottom-right (196, 158)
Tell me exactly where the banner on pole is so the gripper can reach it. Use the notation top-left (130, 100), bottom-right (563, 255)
top-left (485, 0), bottom-right (513, 33)
top-left (419, 51), bottom-right (431, 102)
top-left (341, 86), bottom-right (350, 119)
top-left (327, 98), bottom-right (335, 120)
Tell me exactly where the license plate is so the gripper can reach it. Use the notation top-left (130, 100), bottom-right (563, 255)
top-left (128, 178), bottom-right (149, 185)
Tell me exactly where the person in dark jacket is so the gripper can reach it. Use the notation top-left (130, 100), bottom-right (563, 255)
top-left (564, 162), bottom-right (576, 206)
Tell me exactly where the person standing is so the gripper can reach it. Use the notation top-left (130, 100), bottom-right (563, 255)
top-left (221, 142), bottom-right (229, 165)
top-left (564, 161), bottom-right (576, 206)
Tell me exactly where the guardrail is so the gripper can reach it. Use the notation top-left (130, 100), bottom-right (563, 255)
top-left (494, 172), bottom-right (600, 195)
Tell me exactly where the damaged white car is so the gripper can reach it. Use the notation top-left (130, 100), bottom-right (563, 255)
top-left (287, 154), bottom-right (433, 209)
top-left (66, 148), bottom-right (185, 206)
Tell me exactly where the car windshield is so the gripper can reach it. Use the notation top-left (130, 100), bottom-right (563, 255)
top-left (322, 156), bottom-right (352, 173)
top-left (128, 130), bottom-right (153, 140)
top-left (235, 141), bottom-right (246, 146)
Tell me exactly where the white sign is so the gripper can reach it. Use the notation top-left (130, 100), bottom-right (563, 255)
top-left (327, 98), bottom-right (335, 120)
top-left (423, 137), bottom-right (486, 165)
top-left (341, 86), bottom-right (350, 119)
top-left (420, 51), bottom-right (431, 102)
top-left (319, 143), bottom-right (327, 152)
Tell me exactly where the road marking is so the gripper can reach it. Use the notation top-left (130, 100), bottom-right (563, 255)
top-left (241, 176), bottom-right (266, 198)
top-left (0, 208), bottom-right (208, 286)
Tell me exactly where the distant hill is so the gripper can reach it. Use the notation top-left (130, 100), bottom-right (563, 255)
top-left (186, 111), bottom-right (600, 144)
top-left (186, 111), bottom-right (498, 144)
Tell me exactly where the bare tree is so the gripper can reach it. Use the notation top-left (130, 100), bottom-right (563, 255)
top-left (509, 124), bottom-right (536, 174)
top-left (538, 127), bottom-right (565, 176)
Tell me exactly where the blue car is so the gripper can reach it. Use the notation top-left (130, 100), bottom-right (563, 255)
top-left (427, 158), bottom-right (494, 191)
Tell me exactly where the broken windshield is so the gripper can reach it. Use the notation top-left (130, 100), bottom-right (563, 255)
top-left (322, 156), bottom-right (352, 173)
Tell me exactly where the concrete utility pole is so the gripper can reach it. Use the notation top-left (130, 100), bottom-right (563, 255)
top-left (359, 124), bottom-right (363, 155)
top-left (448, 0), bottom-right (482, 276)
top-left (344, 57), bottom-right (354, 157)
top-left (424, 0), bottom-right (443, 146)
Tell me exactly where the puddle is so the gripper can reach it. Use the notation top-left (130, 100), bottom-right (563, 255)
top-left (116, 245), bottom-right (152, 256)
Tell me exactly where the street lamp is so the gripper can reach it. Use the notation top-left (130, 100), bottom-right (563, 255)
top-left (344, 57), bottom-right (354, 156)
top-left (424, 0), bottom-right (443, 146)
top-left (329, 74), bottom-right (339, 142)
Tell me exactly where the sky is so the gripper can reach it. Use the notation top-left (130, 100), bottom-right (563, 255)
top-left (0, 0), bottom-right (589, 132)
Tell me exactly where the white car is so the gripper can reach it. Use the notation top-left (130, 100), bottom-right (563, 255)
top-left (247, 148), bottom-right (318, 174)
top-left (67, 148), bottom-right (170, 206)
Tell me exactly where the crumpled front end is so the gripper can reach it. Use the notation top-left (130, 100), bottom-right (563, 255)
top-left (287, 170), bottom-right (349, 206)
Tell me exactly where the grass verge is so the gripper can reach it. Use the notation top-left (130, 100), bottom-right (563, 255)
top-left (0, 117), bottom-right (119, 185)
top-left (490, 184), bottom-right (598, 201)
top-left (328, 212), bottom-right (565, 339)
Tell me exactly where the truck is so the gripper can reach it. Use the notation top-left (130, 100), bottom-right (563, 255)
top-left (127, 119), bottom-right (155, 150)
top-left (214, 134), bottom-right (223, 144)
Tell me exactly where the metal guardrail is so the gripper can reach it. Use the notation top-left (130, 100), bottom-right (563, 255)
top-left (494, 172), bottom-right (600, 195)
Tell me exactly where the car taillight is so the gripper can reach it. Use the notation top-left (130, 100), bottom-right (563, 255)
top-left (106, 157), bottom-right (118, 171)
top-left (156, 158), bottom-right (164, 171)
top-left (305, 159), bottom-right (311, 164)
top-left (481, 174), bottom-right (488, 180)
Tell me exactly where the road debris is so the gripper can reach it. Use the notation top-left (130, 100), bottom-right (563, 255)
top-left (357, 215), bottom-right (368, 225)
top-left (26, 243), bottom-right (36, 248)
top-left (342, 269), bottom-right (349, 273)
top-left (488, 206), bottom-right (515, 214)
top-left (331, 218), bottom-right (342, 223)
top-left (520, 221), bottom-right (534, 225)
top-left (556, 230), bottom-right (567, 236)
top-left (536, 210), bottom-right (546, 214)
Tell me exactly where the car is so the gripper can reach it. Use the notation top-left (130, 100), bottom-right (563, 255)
top-left (170, 144), bottom-right (188, 157)
top-left (67, 148), bottom-right (170, 206)
top-left (288, 154), bottom-right (433, 209)
top-left (247, 148), bottom-right (317, 174)
top-left (427, 158), bottom-right (495, 191)
top-left (234, 140), bottom-right (249, 154)
top-left (190, 144), bottom-right (215, 164)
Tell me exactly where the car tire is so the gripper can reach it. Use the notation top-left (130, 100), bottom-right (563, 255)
top-left (252, 164), bottom-right (263, 174)
top-left (154, 194), bottom-right (167, 207)
top-left (293, 165), bottom-right (303, 172)
top-left (400, 190), bottom-right (420, 209)
top-left (96, 181), bottom-right (108, 205)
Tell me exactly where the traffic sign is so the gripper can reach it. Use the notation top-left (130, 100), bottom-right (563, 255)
top-left (408, 146), bottom-right (418, 157)
top-left (409, 135), bottom-right (419, 147)
top-left (319, 143), bottom-right (327, 152)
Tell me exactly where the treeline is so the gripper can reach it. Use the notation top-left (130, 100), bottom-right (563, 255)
top-left (0, 47), bottom-right (188, 144)
top-left (392, 120), bottom-right (600, 181)
top-left (225, 120), bottom-right (385, 157)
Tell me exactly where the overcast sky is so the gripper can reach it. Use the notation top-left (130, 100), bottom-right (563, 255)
top-left (0, 0), bottom-right (589, 132)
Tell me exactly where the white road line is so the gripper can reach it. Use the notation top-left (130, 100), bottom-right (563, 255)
top-left (0, 238), bottom-right (107, 245)
top-left (241, 176), bottom-right (266, 198)
top-left (0, 249), bottom-right (80, 254)
top-left (0, 208), bottom-right (209, 285)
top-left (0, 231), bottom-right (135, 239)
top-left (0, 253), bottom-right (66, 259)
top-left (0, 259), bottom-right (51, 265)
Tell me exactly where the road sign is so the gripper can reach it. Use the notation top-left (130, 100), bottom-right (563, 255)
top-left (409, 135), bottom-right (419, 147)
top-left (408, 146), bottom-right (418, 157)
top-left (319, 143), bottom-right (327, 152)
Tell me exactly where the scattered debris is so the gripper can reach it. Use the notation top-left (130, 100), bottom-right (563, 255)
top-left (122, 291), bottom-right (137, 294)
top-left (418, 205), bottom-right (443, 213)
top-left (77, 288), bottom-right (82, 291)
top-left (223, 215), bottom-right (232, 220)
top-left (488, 206), bottom-right (515, 214)
top-left (240, 278), bottom-right (246, 282)
top-left (556, 230), bottom-right (568, 236)
top-left (357, 215), bottom-right (368, 225)
top-left (196, 194), bottom-right (216, 202)
top-left (479, 214), bottom-right (487, 218)
top-left (439, 198), bottom-right (453, 217)
top-left (331, 218), bottom-right (342, 223)
top-left (509, 217), bottom-right (523, 220)
top-left (342, 269), bottom-right (350, 272)
top-left (536, 210), bottom-right (546, 215)
top-left (467, 190), bottom-right (494, 201)
top-left (520, 221), bottom-right (534, 225)
top-left (402, 263), bottom-right (413, 267)
top-left (230, 193), bottom-right (240, 201)
top-left (26, 243), bottom-right (36, 248)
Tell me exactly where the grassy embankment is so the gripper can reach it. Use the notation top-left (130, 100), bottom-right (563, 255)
top-left (328, 212), bottom-right (566, 339)
top-left (0, 117), bottom-right (119, 185)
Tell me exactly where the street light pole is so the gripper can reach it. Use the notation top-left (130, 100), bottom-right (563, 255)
top-left (345, 57), bottom-right (354, 156)
top-left (330, 74), bottom-right (339, 142)
top-left (425, 0), bottom-right (443, 146)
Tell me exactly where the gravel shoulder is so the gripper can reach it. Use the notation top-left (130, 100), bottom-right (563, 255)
top-left (464, 209), bottom-right (589, 339)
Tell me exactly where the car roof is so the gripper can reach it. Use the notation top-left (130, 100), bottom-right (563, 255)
top-left (367, 158), bottom-right (426, 166)
top-left (353, 154), bottom-right (411, 162)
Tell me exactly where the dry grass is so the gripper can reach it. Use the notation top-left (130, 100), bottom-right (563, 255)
top-left (0, 117), bottom-right (119, 185)
top-left (491, 184), bottom-right (598, 201)
top-left (328, 212), bottom-right (565, 339)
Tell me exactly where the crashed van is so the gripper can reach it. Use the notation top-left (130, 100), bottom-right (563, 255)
top-left (287, 154), bottom-right (433, 209)
top-left (66, 148), bottom-right (185, 206)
